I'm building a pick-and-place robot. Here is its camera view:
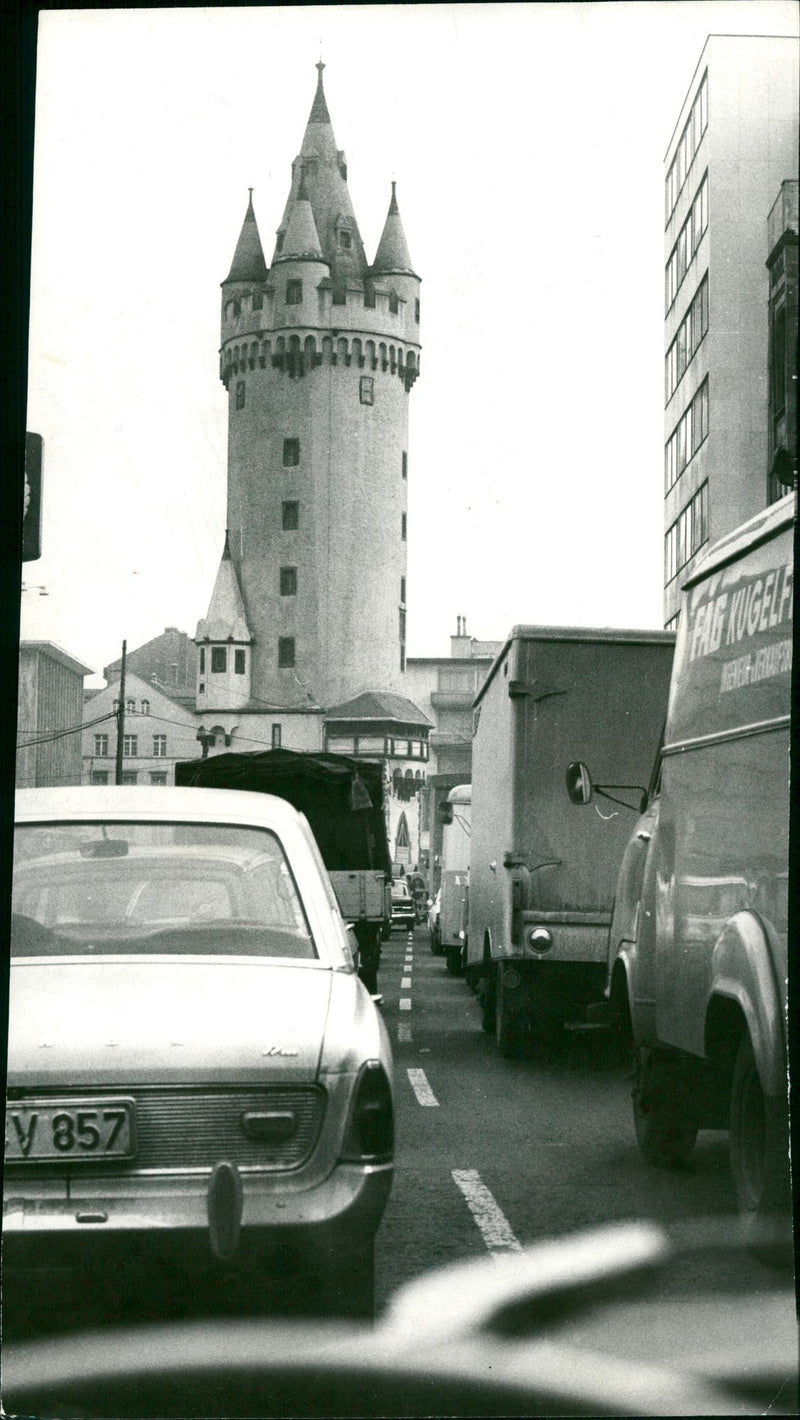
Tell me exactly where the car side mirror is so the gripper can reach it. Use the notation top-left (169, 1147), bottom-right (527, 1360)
top-left (566, 761), bottom-right (593, 805)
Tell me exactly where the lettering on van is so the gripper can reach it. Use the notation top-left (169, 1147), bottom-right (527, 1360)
top-left (688, 561), bottom-right (793, 691)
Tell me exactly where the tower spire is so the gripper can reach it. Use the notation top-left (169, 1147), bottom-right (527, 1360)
top-left (372, 180), bottom-right (416, 276)
top-left (223, 191), bottom-right (267, 284)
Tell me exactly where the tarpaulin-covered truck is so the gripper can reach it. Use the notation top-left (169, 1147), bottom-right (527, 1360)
top-left (467, 626), bottom-right (675, 1058)
top-left (174, 749), bottom-right (391, 994)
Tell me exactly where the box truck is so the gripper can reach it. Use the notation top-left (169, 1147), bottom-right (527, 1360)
top-left (468, 626), bottom-right (675, 1057)
top-left (437, 783), bottom-right (471, 976)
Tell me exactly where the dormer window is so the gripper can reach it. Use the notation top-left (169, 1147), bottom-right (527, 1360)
top-left (338, 229), bottom-right (352, 250)
top-left (253, 291), bottom-right (263, 311)
top-left (286, 280), bottom-right (302, 305)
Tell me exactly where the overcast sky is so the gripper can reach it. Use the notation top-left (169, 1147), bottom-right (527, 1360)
top-left (20, 1), bottom-right (798, 684)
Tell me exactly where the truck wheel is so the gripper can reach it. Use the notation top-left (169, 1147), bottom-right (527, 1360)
top-left (495, 965), bottom-right (526, 1059)
top-left (430, 927), bottom-right (443, 956)
top-left (729, 1033), bottom-right (791, 1257)
top-left (632, 1047), bottom-right (698, 1167)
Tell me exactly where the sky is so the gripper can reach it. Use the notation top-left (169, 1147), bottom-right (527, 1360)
top-left (20, 1), bottom-right (798, 685)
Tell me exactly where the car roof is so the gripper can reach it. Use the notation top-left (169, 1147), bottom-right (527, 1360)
top-left (14, 786), bottom-right (311, 834)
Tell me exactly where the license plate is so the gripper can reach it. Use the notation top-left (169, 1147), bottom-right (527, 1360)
top-left (5, 1098), bottom-right (136, 1162)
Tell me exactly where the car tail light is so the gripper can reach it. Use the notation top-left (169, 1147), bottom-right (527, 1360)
top-left (341, 1061), bottom-right (393, 1163)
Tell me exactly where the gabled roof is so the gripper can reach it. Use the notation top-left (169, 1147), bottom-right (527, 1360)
top-left (195, 533), bottom-right (252, 644)
top-left (224, 191), bottom-right (268, 284)
top-left (372, 182), bottom-right (417, 277)
top-left (324, 690), bottom-right (432, 727)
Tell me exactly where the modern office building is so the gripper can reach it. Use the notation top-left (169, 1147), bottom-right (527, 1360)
top-left (662, 34), bottom-right (798, 627)
top-left (16, 642), bottom-right (92, 789)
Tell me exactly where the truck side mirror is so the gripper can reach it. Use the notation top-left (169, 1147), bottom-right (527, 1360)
top-left (566, 761), bottom-right (593, 805)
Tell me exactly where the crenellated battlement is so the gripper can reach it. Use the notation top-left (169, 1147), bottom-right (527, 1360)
top-left (219, 330), bottom-right (420, 391)
top-left (221, 271), bottom-right (420, 345)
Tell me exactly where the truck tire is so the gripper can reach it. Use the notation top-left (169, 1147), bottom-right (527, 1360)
top-left (632, 1046), bottom-right (698, 1168)
top-left (495, 964), bottom-right (526, 1059)
top-left (430, 926), bottom-right (443, 956)
top-left (729, 1033), bottom-right (791, 1258)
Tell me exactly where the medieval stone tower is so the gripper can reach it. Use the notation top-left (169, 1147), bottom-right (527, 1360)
top-left (202, 63), bottom-right (421, 729)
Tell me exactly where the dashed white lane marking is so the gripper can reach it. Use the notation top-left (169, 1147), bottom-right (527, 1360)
top-left (401, 976), bottom-right (412, 988)
top-left (399, 998), bottom-right (412, 1011)
top-left (398, 1023), bottom-right (412, 1043)
top-left (407, 1068), bottom-right (439, 1106)
top-left (452, 1169), bottom-right (522, 1256)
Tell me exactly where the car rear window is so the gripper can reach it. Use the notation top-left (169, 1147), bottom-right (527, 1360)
top-left (11, 821), bottom-right (317, 960)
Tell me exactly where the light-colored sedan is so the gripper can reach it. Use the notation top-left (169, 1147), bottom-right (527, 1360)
top-left (5, 787), bottom-right (394, 1324)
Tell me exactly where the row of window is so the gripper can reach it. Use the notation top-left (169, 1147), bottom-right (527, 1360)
top-left (665, 378), bottom-right (709, 494)
top-left (665, 72), bottom-right (708, 223)
top-left (226, 288), bottom-right (420, 321)
top-left (326, 735), bottom-right (428, 760)
top-left (111, 698), bottom-right (150, 715)
top-left (200, 646), bottom-right (248, 676)
top-left (665, 173), bottom-right (708, 312)
top-left (665, 274), bottom-right (708, 403)
top-left (91, 771), bottom-right (168, 786)
top-left (665, 481), bottom-right (709, 585)
top-left (94, 734), bottom-right (168, 758)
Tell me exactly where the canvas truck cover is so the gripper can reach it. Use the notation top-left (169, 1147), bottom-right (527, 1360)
top-left (174, 749), bottom-right (392, 876)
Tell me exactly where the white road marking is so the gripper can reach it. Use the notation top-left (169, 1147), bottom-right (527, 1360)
top-left (399, 998), bottom-right (412, 1011)
top-left (452, 1169), bottom-right (523, 1256)
top-left (401, 977), bottom-right (412, 988)
top-left (407, 1068), bottom-right (439, 1106)
top-left (398, 1023), bottom-right (412, 1042)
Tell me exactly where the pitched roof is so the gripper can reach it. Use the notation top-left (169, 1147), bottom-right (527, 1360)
top-left (324, 690), bottom-right (432, 727)
top-left (224, 191), bottom-right (268, 284)
top-left (195, 533), bottom-right (252, 643)
top-left (372, 182), bottom-right (417, 276)
top-left (275, 173), bottom-right (325, 262)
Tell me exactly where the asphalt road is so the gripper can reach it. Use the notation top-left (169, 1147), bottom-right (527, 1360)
top-left (375, 924), bottom-right (787, 1314)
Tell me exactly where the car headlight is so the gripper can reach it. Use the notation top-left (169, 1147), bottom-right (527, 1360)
top-left (341, 1061), bottom-right (393, 1163)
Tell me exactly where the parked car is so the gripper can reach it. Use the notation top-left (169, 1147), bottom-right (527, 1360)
top-left (5, 786), bottom-right (394, 1329)
top-left (389, 879), bottom-right (416, 933)
top-left (428, 888), bottom-right (442, 954)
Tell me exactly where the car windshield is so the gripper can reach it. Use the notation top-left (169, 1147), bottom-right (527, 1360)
top-left (11, 821), bottom-right (317, 959)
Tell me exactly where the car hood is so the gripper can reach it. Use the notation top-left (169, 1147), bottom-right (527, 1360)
top-left (8, 958), bottom-right (333, 1087)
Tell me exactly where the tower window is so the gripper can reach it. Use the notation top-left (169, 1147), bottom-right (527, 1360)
top-left (402, 451), bottom-right (407, 479)
top-left (280, 566), bottom-right (297, 596)
top-left (236, 381), bottom-right (246, 410)
top-left (338, 229), bottom-right (352, 249)
top-left (401, 512), bottom-right (407, 540)
top-left (252, 291), bottom-right (263, 311)
top-left (278, 637), bottom-right (296, 669)
top-left (283, 438), bottom-right (300, 467)
top-left (364, 285), bottom-right (376, 309)
top-left (332, 287), bottom-right (346, 306)
top-left (415, 298), bottom-right (420, 323)
top-left (276, 232), bottom-right (285, 253)
top-left (282, 500), bottom-right (299, 530)
top-left (211, 647), bottom-right (227, 673)
top-left (359, 376), bottom-right (374, 406)
top-left (389, 291), bottom-right (399, 315)
top-left (233, 299), bottom-right (241, 318)
top-left (235, 648), bottom-right (246, 674)
top-left (286, 280), bottom-right (302, 305)
top-left (199, 648), bottom-right (205, 673)
top-left (272, 724), bottom-right (282, 749)
top-left (400, 577), bottom-right (406, 605)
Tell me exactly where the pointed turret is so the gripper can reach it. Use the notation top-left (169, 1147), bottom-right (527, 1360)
top-left (195, 533), bottom-right (253, 712)
top-left (372, 182), bottom-right (417, 276)
top-left (272, 63), bottom-right (367, 285)
top-left (224, 191), bottom-right (268, 285)
top-left (275, 172), bottom-right (325, 263)
top-left (195, 532), bottom-right (252, 644)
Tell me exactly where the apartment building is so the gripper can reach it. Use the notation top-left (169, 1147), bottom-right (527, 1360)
top-left (663, 34), bottom-right (798, 626)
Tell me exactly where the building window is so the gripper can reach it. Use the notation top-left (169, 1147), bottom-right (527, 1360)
top-left (359, 376), bottom-right (374, 405)
top-left (389, 290), bottom-right (399, 314)
top-left (282, 500), bottom-right (299, 530)
top-left (153, 735), bottom-right (167, 758)
top-left (665, 273), bottom-right (709, 403)
top-left (665, 172), bottom-right (708, 313)
top-left (122, 736), bottom-right (138, 757)
top-left (364, 285), bottom-right (376, 309)
top-left (140, 699), bottom-right (149, 716)
top-left (199, 647), bottom-right (205, 673)
top-left (112, 699), bottom-right (119, 714)
top-left (665, 613), bottom-right (680, 632)
top-left (286, 279), bottom-right (302, 305)
top-left (150, 771), bottom-right (168, 786)
top-left (252, 291), bottom-right (263, 311)
top-left (91, 770), bottom-right (109, 785)
top-left (665, 378), bottom-right (709, 493)
top-left (401, 512), bottom-right (407, 540)
top-left (211, 646), bottom-right (227, 673)
top-left (415, 298), bottom-right (420, 323)
top-left (400, 647), bottom-right (406, 672)
top-left (400, 576), bottom-right (406, 605)
top-left (278, 637), bottom-right (296, 668)
top-left (236, 381), bottom-right (246, 410)
top-left (280, 566), bottom-right (297, 596)
top-left (121, 771), bottom-right (138, 786)
top-left (126, 699), bottom-right (136, 715)
top-left (235, 648), bottom-right (246, 674)
top-left (338, 229), bottom-right (352, 249)
top-left (402, 451), bottom-right (407, 479)
top-left (665, 71), bottom-right (708, 222)
top-left (399, 606), bottom-right (406, 641)
top-left (272, 724), bottom-right (282, 749)
top-left (199, 682), bottom-right (205, 694)
top-left (94, 733), bottom-right (109, 757)
top-left (665, 481), bottom-right (709, 584)
top-left (283, 438), bottom-right (300, 467)
top-left (276, 232), bottom-right (285, 254)
top-left (332, 286), bottom-right (346, 305)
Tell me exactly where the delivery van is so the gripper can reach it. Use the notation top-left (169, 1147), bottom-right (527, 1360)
top-left (567, 496), bottom-right (794, 1240)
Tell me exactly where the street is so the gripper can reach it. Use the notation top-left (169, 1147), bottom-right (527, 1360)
top-left (375, 924), bottom-right (783, 1313)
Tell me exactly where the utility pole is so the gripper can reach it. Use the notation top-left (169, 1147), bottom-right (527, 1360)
top-left (114, 640), bottom-right (127, 785)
